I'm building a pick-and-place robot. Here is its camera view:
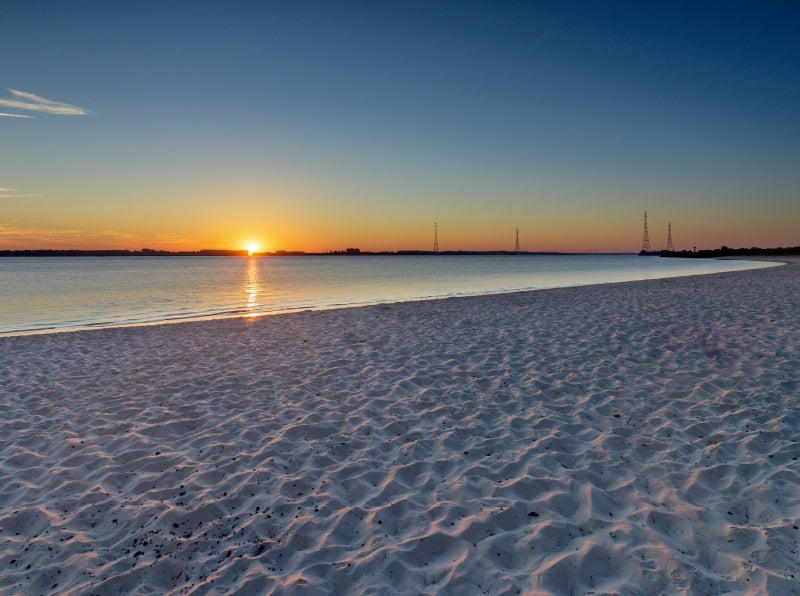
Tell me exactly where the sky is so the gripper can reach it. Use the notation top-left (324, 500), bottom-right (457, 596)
top-left (2, 1), bottom-right (799, 253)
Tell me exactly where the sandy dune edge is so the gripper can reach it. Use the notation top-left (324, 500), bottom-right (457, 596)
top-left (1, 263), bottom-right (799, 594)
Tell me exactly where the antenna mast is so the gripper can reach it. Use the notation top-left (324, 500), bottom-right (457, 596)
top-left (641, 211), bottom-right (650, 253)
top-left (433, 222), bottom-right (439, 253)
top-left (514, 228), bottom-right (520, 253)
top-left (666, 221), bottom-right (674, 252)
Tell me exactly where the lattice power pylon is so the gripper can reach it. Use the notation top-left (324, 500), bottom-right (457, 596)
top-left (641, 211), bottom-right (651, 253)
top-left (666, 221), bottom-right (674, 252)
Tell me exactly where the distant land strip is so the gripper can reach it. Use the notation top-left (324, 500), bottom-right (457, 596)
top-left (1, 246), bottom-right (797, 257)
top-left (647, 246), bottom-right (800, 258)
top-left (0, 249), bottom-right (568, 257)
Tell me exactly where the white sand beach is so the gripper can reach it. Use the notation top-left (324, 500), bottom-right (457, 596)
top-left (1, 261), bottom-right (799, 595)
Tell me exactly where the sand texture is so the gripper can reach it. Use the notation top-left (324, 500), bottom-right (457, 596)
top-left (1, 262), bottom-right (799, 595)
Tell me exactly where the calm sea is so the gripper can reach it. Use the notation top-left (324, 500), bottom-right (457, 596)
top-left (0, 255), bottom-right (779, 336)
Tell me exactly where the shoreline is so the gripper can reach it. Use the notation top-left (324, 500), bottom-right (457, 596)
top-left (1, 263), bottom-right (799, 593)
top-left (0, 256), bottom-right (785, 339)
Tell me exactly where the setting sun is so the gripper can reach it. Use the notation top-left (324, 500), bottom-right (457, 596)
top-left (247, 242), bottom-right (259, 255)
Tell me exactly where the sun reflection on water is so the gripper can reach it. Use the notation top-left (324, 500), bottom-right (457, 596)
top-left (244, 258), bottom-right (261, 316)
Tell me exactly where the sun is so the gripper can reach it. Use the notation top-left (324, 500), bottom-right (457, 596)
top-left (247, 242), bottom-right (259, 256)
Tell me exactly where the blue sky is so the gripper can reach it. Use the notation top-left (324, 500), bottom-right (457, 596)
top-left (2, 1), bottom-right (798, 251)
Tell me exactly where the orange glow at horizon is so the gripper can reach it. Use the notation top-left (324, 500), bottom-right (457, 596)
top-left (2, 206), bottom-right (797, 254)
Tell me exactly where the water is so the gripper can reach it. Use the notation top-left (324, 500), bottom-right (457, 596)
top-left (0, 255), bottom-right (779, 336)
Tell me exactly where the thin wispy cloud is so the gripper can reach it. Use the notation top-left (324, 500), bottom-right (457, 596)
top-left (0, 224), bottom-right (46, 240)
top-left (0, 226), bottom-right (86, 244)
top-left (0, 225), bottom-right (181, 250)
top-left (0, 187), bottom-right (42, 199)
top-left (0, 223), bottom-right (194, 249)
top-left (0, 88), bottom-right (90, 117)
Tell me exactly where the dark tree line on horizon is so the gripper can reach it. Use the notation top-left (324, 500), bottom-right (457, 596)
top-left (649, 246), bottom-right (800, 258)
top-left (0, 248), bottom-right (562, 257)
top-left (1, 245), bottom-right (797, 258)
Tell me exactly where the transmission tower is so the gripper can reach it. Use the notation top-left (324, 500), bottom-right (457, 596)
top-left (666, 221), bottom-right (674, 252)
top-left (514, 228), bottom-right (520, 252)
top-left (433, 222), bottom-right (439, 253)
top-left (641, 211), bottom-right (650, 253)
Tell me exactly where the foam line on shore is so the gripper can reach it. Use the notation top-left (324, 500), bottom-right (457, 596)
top-left (1, 263), bottom-right (799, 594)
